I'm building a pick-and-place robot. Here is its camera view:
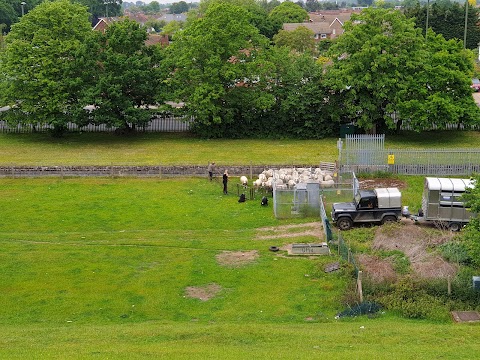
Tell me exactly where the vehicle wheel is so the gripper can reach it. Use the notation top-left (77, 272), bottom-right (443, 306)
top-left (269, 246), bottom-right (280, 252)
top-left (448, 222), bottom-right (461, 232)
top-left (382, 216), bottom-right (397, 225)
top-left (337, 217), bottom-right (353, 231)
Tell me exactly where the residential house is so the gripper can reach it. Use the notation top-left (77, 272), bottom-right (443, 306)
top-left (282, 9), bottom-right (361, 41)
top-left (282, 22), bottom-right (333, 41)
top-left (92, 16), bottom-right (169, 46)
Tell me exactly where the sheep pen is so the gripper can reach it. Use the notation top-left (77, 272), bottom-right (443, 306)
top-left (241, 167), bottom-right (357, 219)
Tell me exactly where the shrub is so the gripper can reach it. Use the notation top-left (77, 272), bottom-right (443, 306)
top-left (439, 241), bottom-right (471, 265)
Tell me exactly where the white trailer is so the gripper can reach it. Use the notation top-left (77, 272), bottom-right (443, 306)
top-left (418, 177), bottom-right (474, 231)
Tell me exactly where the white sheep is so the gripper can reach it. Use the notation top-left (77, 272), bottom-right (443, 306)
top-left (240, 176), bottom-right (248, 185)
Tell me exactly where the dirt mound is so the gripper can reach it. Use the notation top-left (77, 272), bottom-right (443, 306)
top-left (216, 250), bottom-right (259, 267)
top-left (359, 220), bottom-right (458, 279)
top-left (357, 254), bottom-right (397, 283)
top-left (185, 283), bottom-right (223, 301)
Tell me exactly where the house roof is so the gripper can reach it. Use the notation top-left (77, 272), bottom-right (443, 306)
top-left (156, 13), bottom-right (186, 23)
top-left (308, 10), bottom-right (360, 25)
top-left (145, 34), bottom-right (169, 46)
top-left (282, 23), bottom-right (332, 34)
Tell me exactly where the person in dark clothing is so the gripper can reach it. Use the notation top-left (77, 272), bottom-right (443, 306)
top-left (207, 162), bottom-right (215, 181)
top-left (223, 170), bottom-right (229, 194)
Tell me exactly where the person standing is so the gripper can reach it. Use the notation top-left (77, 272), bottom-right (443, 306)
top-left (207, 162), bottom-right (216, 181)
top-left (222, 170), bottom-right (229, 194)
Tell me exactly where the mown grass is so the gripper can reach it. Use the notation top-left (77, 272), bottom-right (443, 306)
top-left (0, 132), bottom-right (337, 166)
top-left (1, 177), bottom-right (479, 358)
top-left (0, 130), bottom-right (479, 166)
top-left (1, 319), bottom-right (480, 359)
top-left (0, 178), bottom-right (347, 327)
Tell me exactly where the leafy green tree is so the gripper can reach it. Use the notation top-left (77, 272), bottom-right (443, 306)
top-left (83, 19), bottom-right (163, 132)
top-left (395, 29), bottom-right (480, 131)
top-left (325, 8), bottom-right (479, 133)
top-left (257, 47), bottom-right (332, 138)
top-left (169, 1), bottom-right (189, 14)
top-left (305, 0), bottom-right (321, 12)
top-left (268, 1), bottom-right (308, 35)
top-left (165, 2), bottom-right (274, 137)
top-left (161, 20), bottom-right (183, 37)
top-left (1, 0), bottom-right (93, 136)
top-left (0, 0), bottom-right (17, 32)
top-left (404, 0), bottom-right (480, 50)
top-left (273, 25), bottom-right (316, 54)
top-left (258, 0), bottom-right (281, 13)
top-left (461, 175), bottom-right (480, 267)
top-left (144, 19), bottom-right (167, 33)
top-left (75, 0), bottom-right (122, 23)
top-left (197, 0), bottom-right (277, 38)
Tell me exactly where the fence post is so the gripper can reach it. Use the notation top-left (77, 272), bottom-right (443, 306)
top-left (110, 163), bottom-right (114, 178)
top-left (357, 270), bottom-right (363, 303)
top-left (61, 166), bottom-right (64, 179)
top-left (447, 276), bottom-right (451, 296)
top-left (250, 161), bottom-right (252, 180)
top-left (159, 165), bottom-right (162, 179)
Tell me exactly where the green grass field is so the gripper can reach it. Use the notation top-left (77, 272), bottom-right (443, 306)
top-left (1, 177), bottom-right (480, 359)
top-left (0, 130), bottom-right (479, 166)
top-left (1, 132), bottom-right (480, 358)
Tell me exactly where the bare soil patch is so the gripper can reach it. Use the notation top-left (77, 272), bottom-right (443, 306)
top-left (359, 178), bottom-right (407, 189)
top-left (216, 250), bottom-right (259, 267)
top-left (357, 254), bottom-right (397, 283)
top-left (361, 220), bottom-right (458, 280)
top-left (185, 283), bottom-right (223, 301)
top-left (256, 222), bottom-right (324, 240)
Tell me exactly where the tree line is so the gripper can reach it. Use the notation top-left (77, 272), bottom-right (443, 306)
top-left (0, 0), bottom-right (479, 138)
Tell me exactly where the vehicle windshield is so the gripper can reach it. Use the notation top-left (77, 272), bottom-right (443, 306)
top-left (354, 192), bottom-right (361, 205)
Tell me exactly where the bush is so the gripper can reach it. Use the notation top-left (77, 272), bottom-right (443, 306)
top-left (439, 241), bottom-right (471, 265)
top-left (374, 277), bottom-right (450, 321)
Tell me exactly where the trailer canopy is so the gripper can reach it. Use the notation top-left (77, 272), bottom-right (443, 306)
top-left (425, 177), bottom-right (473, 192)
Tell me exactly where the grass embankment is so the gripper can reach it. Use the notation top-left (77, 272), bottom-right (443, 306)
top-left (0, 130), bottom-right (479, 166)
top-left (1, 177), bottom-right (479, 359)
top-left (0, 133), bottom-right (337, 166)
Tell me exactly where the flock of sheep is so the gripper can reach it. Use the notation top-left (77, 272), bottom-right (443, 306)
top-left (240, 167), bottom-right (336, 190)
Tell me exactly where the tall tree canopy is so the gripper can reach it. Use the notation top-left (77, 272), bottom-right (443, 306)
top-left (1, 0), bottom-right (93, 136)
top-left (273, 25), bottom-right (316, 54)
top-left (83, 19), bottom-right (163, 131)
top-left (75, 0), bottom-right (122, 25)
top-left (0, 0), bottom-right (17, 32)
top-left (268, 1), bottom-right (308, 34)
top-left (460, 175), bottom-right (480, 267)
top-left (325, 8), bottom-right (479, 133)
top-left (165, 2), bottom-right (274, 137)
top-left (404, 0), bottom-right (480, 50)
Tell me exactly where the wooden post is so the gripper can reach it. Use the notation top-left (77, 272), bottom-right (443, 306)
top-left (110, 163), bottom-right (114, 178)
top-left (357, 270), bottom-right (363, 303)
top-left (348, 247), bottom-right (351, 263)
top-left (250, 161), bottom-right (253, 180)
top-left (61, 166), bottom-right (64, 179)
top-left (447, 276), bottom-right (451, 296)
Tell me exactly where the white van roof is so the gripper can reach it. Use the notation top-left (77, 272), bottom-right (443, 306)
top-left (425, 177), bottom-right (474, 192)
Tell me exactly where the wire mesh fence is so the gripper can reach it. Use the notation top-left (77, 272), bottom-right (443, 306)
top-left (272, 171), bottom-right (357, 219)
top-left (0, 115), bottom-right (192, 134)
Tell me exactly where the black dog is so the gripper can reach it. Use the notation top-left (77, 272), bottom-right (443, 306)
top-left (238, 193), bottom-right (246, 203)
top-left (261, 196), bottom-right (268, 206)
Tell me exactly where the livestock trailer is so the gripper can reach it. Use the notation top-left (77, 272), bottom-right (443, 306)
top-left (419, 177), bottom-right (474, 231)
